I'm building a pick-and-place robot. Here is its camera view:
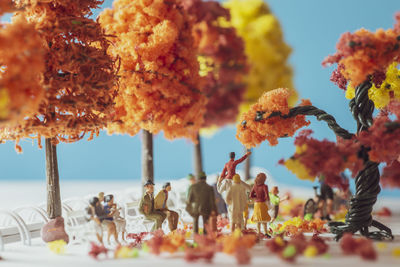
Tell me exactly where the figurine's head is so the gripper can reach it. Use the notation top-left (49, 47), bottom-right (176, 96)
top-left (98, 192), bottom-right (104, 202)
top-left (272, 186), bottom-right (279, 195)
top-left (255, 173), bottom-right (267, 185)
top-left (229, 152), bottom-right (235, 159)
top-left (89, 196), bottom-right (100, 207)
top-left (144, 179), bottom-right (155, 193)
top-left (233, 174), bottom-right (241, 184)
top-left (163, 182), bottom-right (171, 192)
top-left (199, 171), bottom-right (207, 180)
top-left (104, 194), bottom-right (114, 205)
top-left (187, 173), bottom-right (196, 184)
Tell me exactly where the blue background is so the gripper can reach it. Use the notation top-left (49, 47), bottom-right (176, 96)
top-left (1, 0), bottom-right (399, 196)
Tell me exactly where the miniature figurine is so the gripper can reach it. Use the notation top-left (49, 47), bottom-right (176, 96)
top-left (86, 196), bottom-right (119, 244)
top-left (186, 172), bottom-right (218, 234)
top-left (104, 194), bottom-right (126, 241)
top-left (226, 174), bottom-right (248, 232)
top-left (154, 182), bottom-right (179, 232)
top-left (268, 186), bottom-right (288, 222)
top-left (98, 192), bottom-right (105, 203)
top-left (250, 173), bottom-right (271, 236)
top-left (139, 180), bottom-right (167, 231)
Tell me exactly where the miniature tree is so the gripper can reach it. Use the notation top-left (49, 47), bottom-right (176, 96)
top-left (0, 0), bottom-right (118, 241)
top-left (0, 0), bottom-right (45, 124)
top-left (236, 13), bottom-right (400, 240)
top-left (181, 0), bottom-right (247, 177)
top-left (223, 0), bottom-right (297, 180)
top-left (99, 0), bottom-right (207, 184)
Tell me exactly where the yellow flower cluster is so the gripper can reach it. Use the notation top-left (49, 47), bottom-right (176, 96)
top-left (283, 145), bottom-right (315, 182)
top-left (223, 0), bottom-right (297, 116)
top-left (345, 62), bottom-right (400, 109)
top-left (47, 240), bottom-right (67, 255)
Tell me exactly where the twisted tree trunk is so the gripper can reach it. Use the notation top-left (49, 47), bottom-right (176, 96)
top-left (193, 133), bottom-right (204, 178)
top-left (269, 84), bottom-right (393, 240)
top-left (45, 138), bottom-right (61, 219)
top-left (141, 129), bottom-right (154, 186)
top-left (329, 81), bottom-right (393, 240)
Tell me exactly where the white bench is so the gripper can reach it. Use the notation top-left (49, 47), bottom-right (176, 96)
top-left (125, 201), bottom-right (155, 233)
top-left (0, 209), bottom-right (31, 250)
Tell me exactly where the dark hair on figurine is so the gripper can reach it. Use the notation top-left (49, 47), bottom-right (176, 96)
top-left (104, 194), bottom-right (114, 203)
top-left (89, 196), bottom-right (99, 206)
top-left (199, 171), bottom-right (207, 180)
top-left (229, 152), bottom-right (235, 159)
top-left (163, 182), bottom-right (171, 189)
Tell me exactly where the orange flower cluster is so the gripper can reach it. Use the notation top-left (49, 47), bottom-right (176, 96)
top-left (100, 0), bottom-right (207, 142)
top-left (219, 231), bottom-right (257, 255)
top-left (146, 230), bottom-right (186, 255)
top-left (236, 88), bottom-right (310, 148)
top-left (0, 13), bottom-right (45, 125)
top-left (277, 217), bottom-right (327, 237)
top-left (0, 0), bottom-right (118, 147)
top-left (182, 0), bottom-right (247, 129)
top-left (323, 12), bottom-right (400, 87)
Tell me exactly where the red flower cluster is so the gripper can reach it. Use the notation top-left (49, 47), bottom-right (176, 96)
top-left (292, 130), bottom-right (363, 190)
top-left (340, 233), bottom-right (377, 260)
top-left (357, 110), bottom-right (400, 164)
top-left (126, 232), bottom-right (149, 247)
top-left (323, 12), bottom-right (400, 87)
top-left (88, 242), bottom-right (108, 260)
top-left (381, 160), bottom-right (400, 188)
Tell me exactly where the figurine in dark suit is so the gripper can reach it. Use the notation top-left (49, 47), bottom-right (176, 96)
top-left (186, 172), bottom-right (217, 234)
top-left (139, 180), bottom-right (166, 231)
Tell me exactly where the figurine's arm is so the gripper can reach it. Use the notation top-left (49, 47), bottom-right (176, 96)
top-left (234, 151), bottom-right (251, 165)
top-left (210, 188), bottom-right (218, 215)
top-left (250, 186), bottom-right (256, 199)
top-left (241, 181), bottom-right (252, 192)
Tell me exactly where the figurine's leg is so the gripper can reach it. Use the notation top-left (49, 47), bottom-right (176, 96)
top-left (96, 233), bottom-right (103, 244)
top-left (203, 214), bottom-right (210, 235)
top-left (169, 210), bottom-right (179, 231)
top-left (256, 223), bottom-right (261, 234)
top-left (193, 215), bottom-right (199, 234)
top-left (262, 223), bottom-right (268, 235)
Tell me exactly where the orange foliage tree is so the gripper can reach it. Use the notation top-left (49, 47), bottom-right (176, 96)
top-left (0, 0), bottom-right (118, 239)
top-left (0, 0), bottom-right (45, 124)
top-left (99, 0), bottom-right (207, 183)
top-left (181, 0), bottom-right (247, 177)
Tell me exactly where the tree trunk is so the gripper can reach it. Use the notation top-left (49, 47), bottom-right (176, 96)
top-left (193, 133), bottom-right (203, 178)
top-left (142, 129), bottom-right (154, 185)
top-left (244, 147), bottom-right (251, 180)
top-left (329, 81), bottom-right (393, 240)
top-left (45, 138), bottom-right (61, 219)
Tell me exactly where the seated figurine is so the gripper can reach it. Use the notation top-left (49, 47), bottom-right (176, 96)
top-left (139, 180), bottom-right (167, 231)
top-left (104, 194), bottom-right (126, 241)
top-left (154, 182), bottom-right (179, 232)
top-left (86, 196), bottom-right (119, 244)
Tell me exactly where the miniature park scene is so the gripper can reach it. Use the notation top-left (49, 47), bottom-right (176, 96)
top-left (0, 0), bottom-right (400, 266)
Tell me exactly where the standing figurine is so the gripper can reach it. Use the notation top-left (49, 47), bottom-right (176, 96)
top-left (104, 194), bottom-right (126, 241)
top-left (154, 182), bottom-right (179, 232)
top-left (250, 173), bottom-right (271, 236)
top-left (268, 186), bottom-right (288, 223)
top-left (139, 180), bottom-right (167, 231)
top-left (186, 172), bottom-right (217, 234)
top-left (86, 197), bottom-right (119, 244)
top-left (226, 174), bottom-right (248, 232)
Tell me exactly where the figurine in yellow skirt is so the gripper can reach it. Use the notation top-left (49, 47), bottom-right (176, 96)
top-left (250, 173), bottom-right (271, 235)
